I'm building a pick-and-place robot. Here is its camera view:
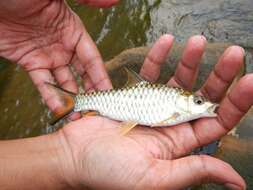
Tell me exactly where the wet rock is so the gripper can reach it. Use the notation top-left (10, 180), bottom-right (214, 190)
top-left (147, 0), bottom-right (253, 49)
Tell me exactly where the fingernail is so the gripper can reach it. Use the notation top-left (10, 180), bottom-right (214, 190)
top-left (225, 46), bottom-right (245, 57)
top-left (225, 183), bottom-right (243, 190)
top-left (159, 34), bottom-right (174, 45)
top-left (161, 34), bottom-right (174, 40)
top-left (191, 35), bottom-right (206, 42)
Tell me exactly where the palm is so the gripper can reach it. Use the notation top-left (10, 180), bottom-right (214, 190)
top-left (0, 0), bottom-right (113, 113)
top-left (63, 116), bottom-right (192, 190)
top-left (62, 35), bottom-right (250, 189)
top-left (63, 117), bottom-right (241, 190)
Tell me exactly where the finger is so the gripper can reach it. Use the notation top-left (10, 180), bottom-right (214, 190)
top-left (49, 46), bottom-right (81, 120)
top-left (199, 46), bottom-right (244, 102)
top-left (168, 35), bottom-right (206, 90)
top-left (53, 66), bottom-right (78, 93)
top-left (30, 67), bottom-right (80, 120)
top-left (29, 68), bottom-right (61, 112)
top-left (76, 0), bottom-right (119, 7)
top-left (140, 155), bottom-right (245, 190)
top-left (192, 74), bottom-right (253, 147)
top-left (47, 44), bottom-right (78, 93)
top-left (24, 52), bottom-right (62, 112)
top-left (72, 55), bottom-right (96, 92)
top-left (82, 73), bottom-right (96, 92)
top-left (215, 73), bottom-right (253, 134)
top-left (53, 65), bottom-right (81, 120)
top-left (76, 30), bottom-right (112, 90)
top-left (140, 34), bottom-right (174, 82)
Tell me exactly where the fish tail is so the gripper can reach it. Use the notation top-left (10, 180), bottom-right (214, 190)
top-left (45, 83), bottom-right (76, 125)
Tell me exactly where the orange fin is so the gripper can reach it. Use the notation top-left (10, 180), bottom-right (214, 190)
top-left (151, 113), bottom-right (180, 127)
top-left (82, 111), bottom-right (99, 117)
top-left (120, 121), bottom-right (138, 135)
top-left (45, 83), bottom-right (76, 125)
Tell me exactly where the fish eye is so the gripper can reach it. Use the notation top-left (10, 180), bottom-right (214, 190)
top-left (196, 99), bottom-right (203, 105)
top-left (194, 96), bottom-right (205, 105)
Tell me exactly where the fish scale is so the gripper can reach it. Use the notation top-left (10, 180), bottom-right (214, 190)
top-left (74, 82), bottom-right (189, 126)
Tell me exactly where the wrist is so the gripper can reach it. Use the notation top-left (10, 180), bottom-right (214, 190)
top-left (0, 132), bottom-right (79, 190)
top-left (54, 129), bottom-right (84, 190)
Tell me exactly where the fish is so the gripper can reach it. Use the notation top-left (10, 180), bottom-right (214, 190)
top-left (47, 68), bottom-right (219, 134)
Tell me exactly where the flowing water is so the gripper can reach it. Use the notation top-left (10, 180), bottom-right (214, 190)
top-left (0, 0), bottom-right (252, 189)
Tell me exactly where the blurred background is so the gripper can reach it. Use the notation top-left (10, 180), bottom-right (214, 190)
top-left (0, 0), bottom-right (252, 189)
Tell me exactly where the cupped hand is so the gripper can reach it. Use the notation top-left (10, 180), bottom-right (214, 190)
top-left (58, 35), bottom-right (250, 190)
top-left (0, 0), bottom-right (118, 117)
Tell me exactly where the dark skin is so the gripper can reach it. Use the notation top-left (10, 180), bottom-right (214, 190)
top-left (0, 0), bottom-right (251, 189)
top-left (58, 35), bottom-right (248, 190)
top-left (0, 0), bottom-right (116, 119)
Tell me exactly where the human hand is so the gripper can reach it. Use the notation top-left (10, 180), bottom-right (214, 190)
top-left (56, 35), bottom-right (249, 190)
top-left (0, 0), bottom-right (118, 117)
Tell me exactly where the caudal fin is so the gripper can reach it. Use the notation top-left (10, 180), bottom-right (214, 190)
top-left (45, 83), bottom-right (76, 125)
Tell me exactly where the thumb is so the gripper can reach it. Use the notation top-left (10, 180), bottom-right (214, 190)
top-left (76, 0), bottom-right (119, 7)
top-left (138, 155), bottom-right (245, 190)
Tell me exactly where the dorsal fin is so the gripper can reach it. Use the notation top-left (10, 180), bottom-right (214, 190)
top-left (124, 67), bottom-right (148, 87)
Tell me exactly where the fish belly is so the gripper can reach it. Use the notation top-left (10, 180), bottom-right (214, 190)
top-left (77, 87), bottom-right (177, 125)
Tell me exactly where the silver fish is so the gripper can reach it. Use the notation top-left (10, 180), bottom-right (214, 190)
top-left (48, 73), bottom-right (218, 132)
top-left (73, 81), bottom-right (218, 126)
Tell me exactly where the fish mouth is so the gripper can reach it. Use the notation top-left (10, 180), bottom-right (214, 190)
top-left (207, 103), bottom-right (219, 116)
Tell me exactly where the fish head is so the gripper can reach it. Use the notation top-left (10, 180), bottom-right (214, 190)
top-left (186, 94), bottom-right (219, 117)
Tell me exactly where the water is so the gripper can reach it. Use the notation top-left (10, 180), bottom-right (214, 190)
top-left (0, 0), bottom-right (252, 189)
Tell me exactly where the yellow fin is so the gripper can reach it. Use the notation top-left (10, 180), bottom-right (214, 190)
top-left (120, 121), bottom-right (138, 135)
top-left (151, 113), bottom-right (180, 127)
top-left (83, 111), bottom-right (99, 117)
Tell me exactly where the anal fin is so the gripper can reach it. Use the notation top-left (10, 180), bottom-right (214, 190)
top-left (120, 121), bottom-right (138, 135)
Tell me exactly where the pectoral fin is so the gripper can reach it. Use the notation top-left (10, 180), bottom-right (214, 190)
top-left (120, 121), bottom-right (138, 135)
top-left (151, 113), bottom-right (180, 127)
